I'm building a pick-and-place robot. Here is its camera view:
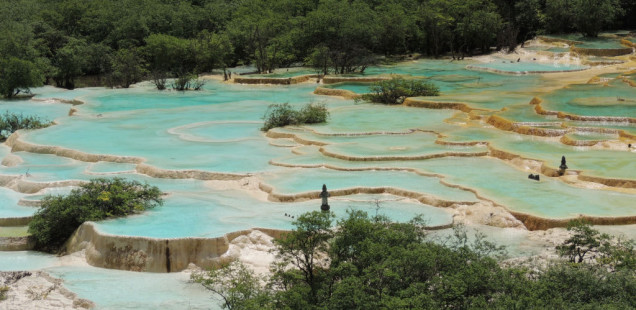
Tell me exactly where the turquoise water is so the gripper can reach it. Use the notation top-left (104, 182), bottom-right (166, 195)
top-left (524, 46), bottom-right (570, 53)
top-left (243, 67), bottom-right (316, 78)
top-left (540, 80), bottom-right (636, 118)
top-left (96, 189), bottom-right (453, 238)
top-left (469, 61), bottom-right (588, 74)
top-left (542, 34), bottom-right (627, 49)
top-left (412, 157), bottom-right (636, 218)
top-left (324, 82), bottom-right (373, 94)
top-left (49, 266), bottom-right (216, 310)
top-left (0, 187), bottom-right (31, 217)
top-left (262, 167), bottom-right (478, 202)
top-left (1, 51), bottom-right (636, 307)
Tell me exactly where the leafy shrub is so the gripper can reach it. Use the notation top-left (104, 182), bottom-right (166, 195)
top-left (360, 77), bottom-right (439, 104)
top-left (0, 111), bottom-right (51, 140)
top-left (196, 211), bottom-right (636, 309)
top-left (171, 73), bottom-right (205, 91)
top-left (28, 178), bottom-right (163, 252)
top-left (298, 102), bottom-right (329, 124)
top-left (261, 102), bottom-right (329, 131)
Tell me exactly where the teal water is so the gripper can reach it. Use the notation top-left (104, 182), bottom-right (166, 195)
top-left (469, 61), bottom-right (588, 73)
top-left (0, 187), bottom-right (30, 217)
top-left (49, 266), bottom-right (216, 310)
top-left (542, 34), bottom-right (627, 49)
top-left (540, 80), bottom-right (636, 118)
top-left (262, 168), bottom-right (478, 202)
top-left (1, 51), bottom-right (636, 307)
top-left (96, 188), bottom-right (453, 238)
top-left (324, 82), bottom-right (372, 94)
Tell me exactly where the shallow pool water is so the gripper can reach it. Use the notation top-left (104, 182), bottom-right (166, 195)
top-left (469, 61), bottom-right (588, 74)
top-left (540, 80), bottom-right (636, 118)
top-left (1, 52), bottom-right (636, 307)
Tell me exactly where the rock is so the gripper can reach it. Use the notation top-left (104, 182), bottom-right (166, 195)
top-left (0, 271), bottom-right (94, 309)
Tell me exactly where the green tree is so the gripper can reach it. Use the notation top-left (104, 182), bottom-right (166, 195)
top-left (271, 211), bottom-right (334, 304)
top-left (556, 219), bottom-right (607, 263)
top-left (195, 31), bottom-right (234, 79)
top-left (144, 33), bottom-right (197, 89)
top-left (418, 0), bottom-right (453, 57)
top-left (229, 0), bottom-right (293, 73)
top-left (51, 38), bottom-right (88, 89)
top-left (544, 0), bottom-right (576, 34)
top-left (108, 48), bottom-right (147, 88)
top-left (360, 77), bottom-right (440, 104)
top-left (572, 0), bottom-right (624, 37)
top-left (305, 0), bottom-right (380, 74)
top-left (191, 260), bottom-right (273, 310)
top-left (28, 178), bottom-right (163, 252)
top-left (261, 102), bottom-right (329, 131)
top-left (0, 58), bottom-right (43, 98)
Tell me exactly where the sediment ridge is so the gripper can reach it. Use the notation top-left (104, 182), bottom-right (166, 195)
top-left (0, 174), bottom-right (84, 194)
top-left (4, 132), bottom-right (249, 182)
top-left (322, 76), bottom-right (388, 84)
top-left (533, 101), bottom-right (636, 124)
top-left (0, 216), bottom-right (32, 226)
top-left (319, 146), bottom-right (489, 161)
top-left (65, 222), bottom-right (287, 273)
top-left (0, 236), bottom-right (33, 251)
top-left (571, 46), bottom-right (633, 57)
top-left (403, 97), bottom-right (475, 112)
top-left (266, 125), bottom-right (635, 192)
top-left (259, 182), bottom-right (471, 209)
top-left (466, 65), bottom-right (588, 75)
top-left (6, 132), bottom-right (143, 164)
top-left (233, 74), bottom-right (317, 85)
top-left (487, 115), bottom-right (568, 137)
top-left (313, 86), bottom-right (361, 99)
top-left (537, 36), bottom-right (582, 46)
top-left (136, 164), bottom-right (246, 181)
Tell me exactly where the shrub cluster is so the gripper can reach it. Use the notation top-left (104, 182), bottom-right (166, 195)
top-left (360, 77), bottom-right (440, 104)
top-left (0, 111), bottom-right (51, 140)
top-left (28, 178), bottom-right (163, 252)
top-left (194, 212), bottom-right (636, 310)
top-left (261, 102), bottom-right (329, 131)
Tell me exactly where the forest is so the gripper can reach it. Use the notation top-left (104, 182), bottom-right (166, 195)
top-left (192, 211), bottom-right (636, 309)
top-left (1, 0), bottom-right (634, 96)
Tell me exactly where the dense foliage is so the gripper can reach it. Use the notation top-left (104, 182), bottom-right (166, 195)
top-left (360, 77), bottom-right (440, 104)
top-left (194, 212), bottom-right (636, 309)
top-left (0, 111), bottom-right (51, 140)
top-left (28, 178), bottom-right (163, 252)
top-left (261, 102), bottom-right (329, 131)
top-left (1, 0), bottom-right (633, 95)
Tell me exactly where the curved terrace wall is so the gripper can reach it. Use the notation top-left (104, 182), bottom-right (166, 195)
top-left (537, 36), bottom-right (582, 46)
top-left (233, 74), bottom-right (317, 85)
top-left (533, 101), bottom-right (636, 124)
top-left (571, 46), bottom-right (633, 57)
top-left (321, 76), bottom-right (388, 84)
top-left (65, 222), bottom-right (287, 272)
top-left (403, 98), bottom-right (474, 113)
top-left (313, 87), bottom-right (360, 99)
top-left (466, 65), bottom-right (588, 75)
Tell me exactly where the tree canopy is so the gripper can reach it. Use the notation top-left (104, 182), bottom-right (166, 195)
top-left (193, 212), bottom-right (636, 309)
top-left (0, 0), bottom-right (631, 95)
top-left (28, 178), bottom-right (163, 252)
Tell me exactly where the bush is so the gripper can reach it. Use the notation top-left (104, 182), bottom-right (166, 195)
top-left (28, 178), bottom-right (163, 252)
top-left (0, 111), bottom-right (51, 141)
top-left (171, 73), bottom-right (205, 91)
top-left (261, 102), bottom-right (329, 131)
top-left (360, 77), bottom-right (439, 104)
